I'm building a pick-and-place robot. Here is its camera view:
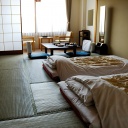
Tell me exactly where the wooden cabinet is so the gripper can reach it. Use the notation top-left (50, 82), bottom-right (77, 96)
top-left (79, 30), bottom-right (90, 46)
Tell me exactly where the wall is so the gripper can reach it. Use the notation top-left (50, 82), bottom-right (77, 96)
top-left (71, 0), bottom-right (128, 59)
top-left (70, 0), bottom-right (89, 45)
top-left (70, 0), bottom-right (81, 43)
top-left (86, 0), bottom-right (96, 42)
top-left (79, 0), bottom-right (87, 30)
top-left (97, 0), bottom-right (128, 59)
top-left (70, 0), bottom-right (96, 44)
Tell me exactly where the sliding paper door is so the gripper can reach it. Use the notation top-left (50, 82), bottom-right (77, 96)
top-left (0, 0), bottom-right (22, 55)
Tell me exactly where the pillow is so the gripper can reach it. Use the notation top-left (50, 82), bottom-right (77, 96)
top-left (66, 79), bottom-right (94, 106)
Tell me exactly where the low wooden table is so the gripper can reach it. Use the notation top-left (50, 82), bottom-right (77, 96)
top-left (42, 43), bottom-right (79, 56)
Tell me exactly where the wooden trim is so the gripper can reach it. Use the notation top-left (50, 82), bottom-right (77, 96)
top-left (94, 0), bottom-right (98, 43)
top-left (0, 50), bottom-right (23, 55)
top-left (34, 1), bottom-right (36, 35)
top-left (20, 0), bottom-right (23, 51)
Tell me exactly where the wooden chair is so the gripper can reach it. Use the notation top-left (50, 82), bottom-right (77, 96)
top-left (54, 31), bottom-right (73, 43)
top-left (22, 36), bottom-right (35, 51)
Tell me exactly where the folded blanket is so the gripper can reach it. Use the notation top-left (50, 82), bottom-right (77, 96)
top-left (46, 56), bottom-right (56, 69)
top-left (65, 73), bottom-right (128, 128)
top-left (43, 55), bottom-right (67, 69)
top-left (65, 77), bottom-right (94, 106)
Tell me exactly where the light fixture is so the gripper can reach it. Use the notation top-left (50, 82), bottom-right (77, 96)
top-left (35, 0), bottom-right (41, 2)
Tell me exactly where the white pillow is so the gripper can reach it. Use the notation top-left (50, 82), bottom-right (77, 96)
top-left (66, 79), bottom-right (94, 106)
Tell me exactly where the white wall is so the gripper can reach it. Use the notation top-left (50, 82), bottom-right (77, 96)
top-left (86, 0), bottom-right (96, 42)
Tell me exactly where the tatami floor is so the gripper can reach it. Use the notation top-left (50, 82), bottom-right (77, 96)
top-left (0, 52), bottom-right (87, 128)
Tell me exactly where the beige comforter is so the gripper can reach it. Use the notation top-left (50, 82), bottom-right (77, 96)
top-left (46, 55), bottom-right (128, 81)
top-left (65, 73), bottom-right (128, 128)
top-left (70, 56), bottom-right (124, 66)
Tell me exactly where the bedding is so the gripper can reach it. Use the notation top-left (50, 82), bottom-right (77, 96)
top-left (42, 55), bottom-right (128, 81)
top-left (43, 60), bottom-right (59, 82)
top-left (58, 73), bottom-right (128, 128)
top-left (70, 56), bottom-right (124, 66)
top-left (59, 81), bottom-right (101, 128)
top-left (42, 56), bottom-right (64, 81)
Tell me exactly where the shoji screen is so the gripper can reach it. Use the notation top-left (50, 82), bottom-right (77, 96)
top-left (0, 0), bottom-right (22, 54)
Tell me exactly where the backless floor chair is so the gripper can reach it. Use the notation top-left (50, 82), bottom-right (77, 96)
top-left (66, 39), bottom-right (92, 57)
top-left (26, 42), bottom-right (49, 59)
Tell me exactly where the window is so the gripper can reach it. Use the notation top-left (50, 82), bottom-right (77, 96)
top-left (21, 0), bottom-right (67, 35)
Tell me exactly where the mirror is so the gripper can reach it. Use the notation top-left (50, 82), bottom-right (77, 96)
top-left (99, 6), bottom-right (106, 43)
top-left (88, 9), bottom-right (94, 26)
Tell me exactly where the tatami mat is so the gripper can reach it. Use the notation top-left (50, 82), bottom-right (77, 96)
top-left (23, 59), bottom-right (53, 83)
top-left (0, 55), bottom-right (24, 70)
top-left (31, 82), bottom-right (71, 114)
top-left (0, 54), bottom-right (86, 127)
top-left (0, 69), bottom-right (34, 120)
top-left (0, 111), bottom-right (86, 128)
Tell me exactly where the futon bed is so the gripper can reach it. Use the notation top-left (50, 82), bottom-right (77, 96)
top-left (58, 73), bottom-right (128, 128)
top-left (42, 55), bottom-right (128, 81)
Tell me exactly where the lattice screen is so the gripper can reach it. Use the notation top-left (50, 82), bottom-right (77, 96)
top-left (0, 0), bottom-right (22, 51)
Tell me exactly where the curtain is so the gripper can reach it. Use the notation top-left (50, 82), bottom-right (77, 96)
top-left (66, 0), bottom-right (72, 31)
top-left (21, 0), bottom-right (35, 35)
top-left (36, 0), bottom-right (67, 36)
top-left (21, 0), bottom-right (67, 36)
